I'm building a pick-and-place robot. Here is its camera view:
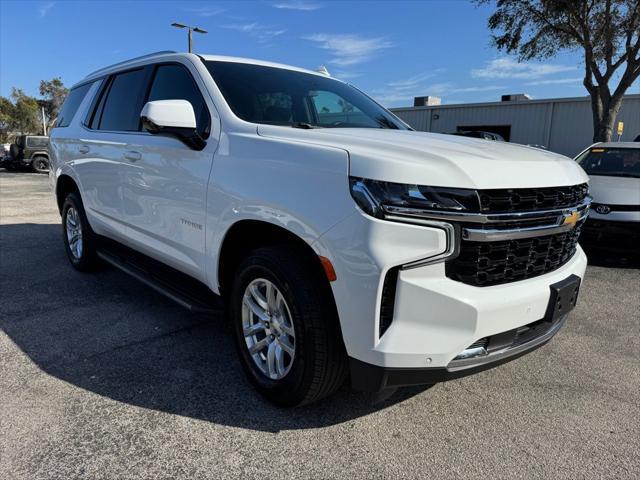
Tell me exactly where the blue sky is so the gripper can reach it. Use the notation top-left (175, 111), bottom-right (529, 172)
top-left (1, 0), bottom-right (638, 107)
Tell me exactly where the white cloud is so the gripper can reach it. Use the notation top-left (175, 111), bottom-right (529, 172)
top-left (332, 71), bottom-right (362, 80)
top-left (185, 6), bottom-right (225, 17)
top-left (273, 1), bottom-right (322, 10)
top-left (387, 73), bottom-right (435, 90)
top-left (39, 1), bottom-right (56, 17)
top-left (303, 33), bottom-right (392, 66)
top-left (472, 58), bottom-right (576, 79)
top-left (372, 79), bottom-right (505, 107)
top-left (524, 77), bottom-right (583, 86)
top-left (222, 23), bottom-right (286, 43)
top-left (451, 85), bottom-right (506, 93)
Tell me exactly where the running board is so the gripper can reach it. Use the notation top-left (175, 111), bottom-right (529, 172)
top-left (96, 242), bottom-right (222, 314)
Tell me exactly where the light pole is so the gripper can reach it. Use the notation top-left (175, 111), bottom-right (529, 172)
top-left (171, 22), bottom-right (208, 53)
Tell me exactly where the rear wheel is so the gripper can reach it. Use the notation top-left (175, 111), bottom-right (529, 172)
top-left (230, 246), bottom-right (347, 406)
top-left (61, 192), bottom-right (100, 271)
top-left (31, 156), bottom-right (49, 173)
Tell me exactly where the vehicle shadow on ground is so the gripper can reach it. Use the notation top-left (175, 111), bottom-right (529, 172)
top-left (0, 223), bottom-right (430, 432)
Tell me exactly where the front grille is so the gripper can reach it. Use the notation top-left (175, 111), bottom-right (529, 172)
top-left (446, 223), bottom-right (582, 287)
top-left (443, 183), bottom-right (588, 287)
top-left (478, 183), bottom-right (588, 213)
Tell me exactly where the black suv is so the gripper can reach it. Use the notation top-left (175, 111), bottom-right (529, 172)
top-left (1, 135), bottom-right (50, 173)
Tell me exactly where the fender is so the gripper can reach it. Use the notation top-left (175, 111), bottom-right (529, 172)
top-left (203, 131), bottom-right (355, 294)
top-left (28, 150), bottom-right (49, 159)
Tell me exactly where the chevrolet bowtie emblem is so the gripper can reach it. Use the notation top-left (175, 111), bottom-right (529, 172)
top-left (563, 211), bottom-right (579, 227)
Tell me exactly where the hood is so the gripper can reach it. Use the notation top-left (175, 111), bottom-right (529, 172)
top-left (588, 175), bottom-right (640, 205)
top-left (257, 126), bottom-right (588, 189)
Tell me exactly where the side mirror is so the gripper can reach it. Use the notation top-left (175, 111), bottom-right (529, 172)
top-left (140, 100), bottom-right (206, 150)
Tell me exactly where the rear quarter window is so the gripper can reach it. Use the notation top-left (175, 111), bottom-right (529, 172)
top-left (56, 82), bottom-right (95, 128)
top-left (26, 137), bottom-right (49, 148)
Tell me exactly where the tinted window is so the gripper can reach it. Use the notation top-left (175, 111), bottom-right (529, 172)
top-left (311, 90), bottom-right (375, 128)
top-left (578, 147), bottom-right (640, 178)
top-left (98, 69), bottom-right (147, 131)
top-left (26, 137), bottom-right (49, 148)
top-left (147, 64), bottom-right (210, 138)
top-left (88, 79), bottom-right (110, 130)
top-left (56, 82), bottom-right (94, 128)
top-left (204, 61), bottom-right (406, 130)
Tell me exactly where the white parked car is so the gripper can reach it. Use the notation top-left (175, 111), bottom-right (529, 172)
top-left (575, 142), bottom-right (640, 253)
top-left (49, 51), bottom-right (590, 406)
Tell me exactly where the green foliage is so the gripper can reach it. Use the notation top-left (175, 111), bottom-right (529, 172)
top-left (0, 89), bottom-right (40, 141)
top-left (40, 77), bottom-right (69, 129)
top-left (0, 77), bottom-right (69, 142)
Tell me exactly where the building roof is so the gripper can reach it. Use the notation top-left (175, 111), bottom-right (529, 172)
top-left (592, 142), bottom-right (640, 149)
top-left (391, 94), bottom-right (640, 111)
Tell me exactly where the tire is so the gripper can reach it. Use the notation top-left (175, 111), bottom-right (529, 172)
top-left (9, 144), bottom-right (21, 160)
top-left (31, 156), bottom-right (49, 173)
top-left (61, 192), bottom-right (100, 272)
top-left (230, 246), bottom-right (348, 406)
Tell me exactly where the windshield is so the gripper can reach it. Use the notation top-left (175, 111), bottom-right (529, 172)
top-left (577, 147), bottom-right (640, 178)
top-left (204, 61), bottom-right (407, 130)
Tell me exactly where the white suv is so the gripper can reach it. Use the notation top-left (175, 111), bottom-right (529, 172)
top-left (49, 51), bottom-right (590, 406)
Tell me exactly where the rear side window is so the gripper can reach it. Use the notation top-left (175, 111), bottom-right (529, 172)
top-left (56, 82), bottom-right (93, 128)
top-left (147, 64), bottom-right (210, 138)
top-left (98, 69), bottom-right (147, 131)
top-left (26, 137), bottom-right (49, 148)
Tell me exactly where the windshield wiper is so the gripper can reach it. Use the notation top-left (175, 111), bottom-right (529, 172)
top-left (291, 122), bottom-right (319, 129)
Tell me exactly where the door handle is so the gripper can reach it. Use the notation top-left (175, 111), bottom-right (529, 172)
top-left (124, 150), bottom-right (142, 162)
top-left (78, 145), bottom-right (90, 154)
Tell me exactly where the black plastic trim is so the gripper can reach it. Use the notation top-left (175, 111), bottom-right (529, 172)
top-left (349, 329), bottom-right (554, 392)
top-left (96, 237), bottom-right (222, 313)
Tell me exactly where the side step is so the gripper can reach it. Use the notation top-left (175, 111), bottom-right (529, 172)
top-left (96, 241), bottom-right (222, 314)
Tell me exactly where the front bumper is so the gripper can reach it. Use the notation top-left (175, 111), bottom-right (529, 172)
top-left (351, 312), bottom-right (568, 391)
top-left (316, 210), bottom-right (588, 374)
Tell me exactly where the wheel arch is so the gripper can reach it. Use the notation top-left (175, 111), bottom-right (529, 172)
top-left (55, 174), bottom-right (80, 213)
top-left (217, 219), bottom-right (334, 299)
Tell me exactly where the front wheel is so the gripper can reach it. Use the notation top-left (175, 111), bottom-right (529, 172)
top-left (230, 246), bottom-right (347, 406)
top-left (31, 156), bottom-right (49, 173)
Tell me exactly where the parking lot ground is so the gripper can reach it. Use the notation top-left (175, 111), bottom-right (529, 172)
top-left (1, 171), bottom-right (639, 480)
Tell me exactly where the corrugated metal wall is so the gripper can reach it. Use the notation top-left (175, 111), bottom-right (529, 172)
top-left (391, 94), bottom-right (640, 157)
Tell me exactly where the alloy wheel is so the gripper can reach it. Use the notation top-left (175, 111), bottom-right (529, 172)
top-left (241, 278), bottom-right (296, 380)
top-left (65, 207), bottom-right (83, 259)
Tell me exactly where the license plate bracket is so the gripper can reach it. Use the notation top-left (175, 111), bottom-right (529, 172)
top-left (544, 274), bottom-right (581, 322)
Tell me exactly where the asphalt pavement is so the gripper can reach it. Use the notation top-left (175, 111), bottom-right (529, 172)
top-left (1, 171), bottom-right (639, 479)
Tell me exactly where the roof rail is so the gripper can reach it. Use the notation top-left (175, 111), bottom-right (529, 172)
top-left (85, 51), bottom-right (178, 78)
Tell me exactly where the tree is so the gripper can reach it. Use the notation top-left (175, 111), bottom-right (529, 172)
top-left (9, 88), bottom-right (40, 135)
top-left (0, 96), bottom-right (17, 143)
top-left (476, 0), bottom-right (640, 142)
top-left (39, 77), bottom-right (68, 130)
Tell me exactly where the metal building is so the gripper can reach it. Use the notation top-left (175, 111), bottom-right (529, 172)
top-left (390, 94), bottom-right (640, 157)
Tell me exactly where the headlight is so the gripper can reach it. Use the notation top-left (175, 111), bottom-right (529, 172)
top-left (349, 177), bottom-right (479, 219)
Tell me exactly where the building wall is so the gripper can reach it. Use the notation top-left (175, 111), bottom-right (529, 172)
top-left (391, 94), bottom-right (640, 157)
